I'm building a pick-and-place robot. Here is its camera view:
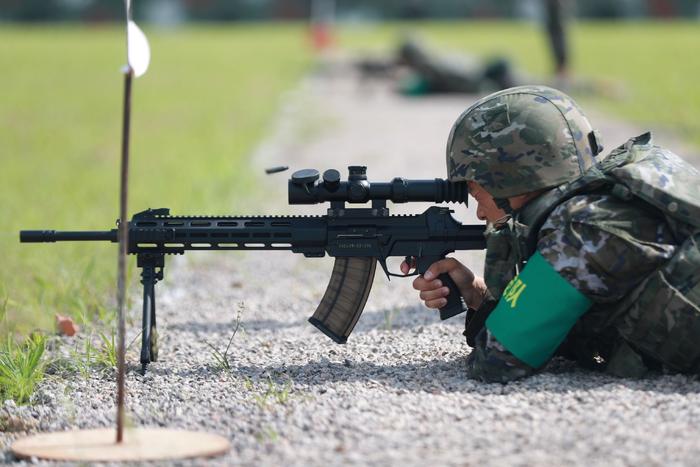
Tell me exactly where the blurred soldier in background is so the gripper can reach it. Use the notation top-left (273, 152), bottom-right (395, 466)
top-left (356, 1), bottom-right (613, 97)
top-left (545, 0), bottom-right (571, 84)
top-left (356, 35), bottom-right (519, 95)
top-left (403, 85), bottom-right (700, 382)
top-left (393, 36), bottom-right (518, 94)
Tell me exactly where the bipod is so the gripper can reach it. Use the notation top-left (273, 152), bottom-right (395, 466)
top-left (137, 253), bottom-right (164, 374)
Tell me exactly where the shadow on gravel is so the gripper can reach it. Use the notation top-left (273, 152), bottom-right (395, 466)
top-left (354, 306), bottom-right (439, 332)
top-left (167, 318), bottom-right (301, 333)
top-left (216, 357), bottom-right (700, 395)
top-left (136, 336), bottom-right (700, 397)
top-left (164, 305), bottom-right (437, 334)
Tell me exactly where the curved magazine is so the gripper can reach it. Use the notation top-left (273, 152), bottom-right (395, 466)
top-left (308, 257), bottom-right (377, 343)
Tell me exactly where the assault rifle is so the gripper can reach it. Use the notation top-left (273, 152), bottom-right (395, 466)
top-left (21, 166), bottom-right (486, 373)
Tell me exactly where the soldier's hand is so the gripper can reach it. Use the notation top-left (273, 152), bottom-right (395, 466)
top-left (400, 258), bottom-right (487, 310)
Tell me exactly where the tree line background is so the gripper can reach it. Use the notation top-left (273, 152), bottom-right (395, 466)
top-left (2, 0), bottom-right (699, 23)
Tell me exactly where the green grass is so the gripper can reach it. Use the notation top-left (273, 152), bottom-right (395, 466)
top-left (0, 334), bottom-right (47, 404)
top-left (244, 376), bottom-right (293, 408)
top-left (0, 25), bottom-right (311, 335)
top-left (207, 301), bottom-right (244, 371)
top-left (337, 20), bottom-right (700, 147)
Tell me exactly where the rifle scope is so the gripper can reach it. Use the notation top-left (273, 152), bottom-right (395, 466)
top-left (288, 166), bottom-right (469, 205)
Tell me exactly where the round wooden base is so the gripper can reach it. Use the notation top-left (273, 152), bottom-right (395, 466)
top-left (11, 428), bottom-right (230, 462)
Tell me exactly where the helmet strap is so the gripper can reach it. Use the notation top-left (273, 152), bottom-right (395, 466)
top-left (494, 197), bottom-right (514, 215)
top-left (492, 213), bottom-right (512, 227)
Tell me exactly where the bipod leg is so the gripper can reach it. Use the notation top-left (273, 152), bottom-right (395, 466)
top-left (150, 281), bottom-right (158, 363)
top-left (139, 265), bottom-right (155, 374)
top-left (138, 254), bottom-right (164, 375)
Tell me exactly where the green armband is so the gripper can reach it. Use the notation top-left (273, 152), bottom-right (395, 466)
top-left (485, 252), bottom-right (592, 368)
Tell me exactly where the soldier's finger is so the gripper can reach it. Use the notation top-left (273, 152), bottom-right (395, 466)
top-left (422, 258), bottom-right (461, 281)
top-left (419, 287), bottom-right (449, 302)
top-left (412, 277), bottom-right (442, 291)
top-left (425, 298), bottom-right (447, 309)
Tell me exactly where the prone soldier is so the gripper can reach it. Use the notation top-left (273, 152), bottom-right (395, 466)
top-left (403, 85), bottom-right (700, 382)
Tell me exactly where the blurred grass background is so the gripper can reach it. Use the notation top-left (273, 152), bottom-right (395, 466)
top-left (0, 25), bottom-right (311, 334)
top-left (1, 21), bottom-right (698, 337)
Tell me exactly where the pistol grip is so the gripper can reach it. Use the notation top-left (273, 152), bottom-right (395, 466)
top-left (415, 256), bottom-right (468, 321)
top-left (436, 272), bottom-right (468, 320)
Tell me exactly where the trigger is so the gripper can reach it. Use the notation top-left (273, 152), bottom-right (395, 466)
top-left (401, 255), bottom-right (419, 277)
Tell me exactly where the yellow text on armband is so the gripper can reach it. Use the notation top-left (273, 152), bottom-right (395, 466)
top-left (503, 277), bottom-right (527, 308)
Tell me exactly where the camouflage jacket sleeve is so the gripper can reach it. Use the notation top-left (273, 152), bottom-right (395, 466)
top-left (465, 312), bottom-right (537, 383)
top-left (465, 193), bottom-right (677, 383)
top-left (537, 193), bottom-right (677, 302)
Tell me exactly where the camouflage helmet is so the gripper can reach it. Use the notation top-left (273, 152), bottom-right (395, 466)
top-left (446, 85), bottom-right (603, 199)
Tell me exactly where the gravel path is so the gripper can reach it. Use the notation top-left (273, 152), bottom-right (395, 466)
top-left (3, 66), bottom-right (700, 466)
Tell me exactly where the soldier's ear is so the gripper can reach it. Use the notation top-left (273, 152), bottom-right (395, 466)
top-left (588, 130), bottom-right (604, 156)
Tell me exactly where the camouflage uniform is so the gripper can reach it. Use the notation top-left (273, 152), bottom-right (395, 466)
top-left (447, 86), bottom-right (700, 382)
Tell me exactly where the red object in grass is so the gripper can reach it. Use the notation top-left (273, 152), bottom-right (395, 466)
top-left (55, 314), bottom-right (79, 337)
top-left (309, 23), bottom-right (334, 51)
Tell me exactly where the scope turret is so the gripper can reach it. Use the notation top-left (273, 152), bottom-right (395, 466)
top-left (288, 166), bottom-right (469, 205)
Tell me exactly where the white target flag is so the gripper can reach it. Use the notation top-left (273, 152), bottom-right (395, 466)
top-left (125, 0), bottom-right (150, 77)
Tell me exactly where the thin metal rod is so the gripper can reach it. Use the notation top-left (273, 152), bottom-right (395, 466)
top-left (116, 69), bottom-right (133, 444)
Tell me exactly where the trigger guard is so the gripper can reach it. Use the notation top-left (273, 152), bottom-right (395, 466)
top-left (379, 256), bottom-right (419, 280)
top-left (382, 255), bottom-right (418, 278)
top-left (388, 271), bottom-right (418, 278)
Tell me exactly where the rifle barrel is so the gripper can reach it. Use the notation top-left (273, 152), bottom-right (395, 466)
top-left (20, 230), bottom-right (117, 243)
